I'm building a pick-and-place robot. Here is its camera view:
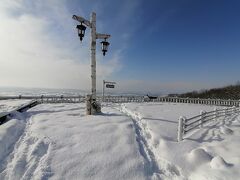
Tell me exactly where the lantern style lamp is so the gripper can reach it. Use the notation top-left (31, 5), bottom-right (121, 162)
top-left (100, 39), bottom-right (110, 56)
top-left (76, 23), bottom-right (86, 41)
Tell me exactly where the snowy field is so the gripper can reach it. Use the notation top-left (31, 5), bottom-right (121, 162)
top-left (0, 102), bottom-right (240, 180)
top-left (121, 103), bottom-right (240, 179)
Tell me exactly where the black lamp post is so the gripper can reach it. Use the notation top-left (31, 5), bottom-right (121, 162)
top-left (101, 39), bottom-right (110, 56)
top-left (76, 23), bottom-right (86, 41)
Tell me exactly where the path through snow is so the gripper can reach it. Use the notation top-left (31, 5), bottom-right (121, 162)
top-left (0, 113), bottom-right (53, 180)
top-left (119, 104), bottom-right (186, 180)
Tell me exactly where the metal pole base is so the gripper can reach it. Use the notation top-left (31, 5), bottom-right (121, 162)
top-left (86, 95), bottom-right (101, 115)
top-left (91, 100), bottom-right (101, 114)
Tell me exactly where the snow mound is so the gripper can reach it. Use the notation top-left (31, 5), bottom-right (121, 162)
top-left (187, 148), bottom-right (212, 165)
top-left (0, 119), bottom-right (25, 163)
top-left (210, 156), bottom-right (231, 169)
top-left (220, 126), bottom-right (233, 135)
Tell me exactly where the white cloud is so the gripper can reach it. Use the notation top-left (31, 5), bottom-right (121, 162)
top-left (0, 0), bottom-right (121, 91)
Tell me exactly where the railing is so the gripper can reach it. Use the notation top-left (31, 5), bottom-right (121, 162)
top-left (0, 95), bottom-right (86, 103)
top-left (153, 97), bottom-right (240, 107)
top-left (1, 95), bottom-right (240, 106)
top-left (177, 106), bottom-right (240, 141)
top-left (101, 95), bottom-right (144, 103)
top-left (0, 95), bottom-right (145, 104)
top-left (0, 100), bottom-right (38, 125)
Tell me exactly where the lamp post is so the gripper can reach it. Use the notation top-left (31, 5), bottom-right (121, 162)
top-left (73, 12), bottom-right (111, 115)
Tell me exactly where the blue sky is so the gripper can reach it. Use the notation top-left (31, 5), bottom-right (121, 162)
top-left (1, 0), bottom-right (240, 94)
top-left (70, 0), bottom-right (240, 92)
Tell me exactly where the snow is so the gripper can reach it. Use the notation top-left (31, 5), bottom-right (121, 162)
top-left (0, 113), bottom-right (26, 171)
top-left (220, 126), bottom-right (233, 135)
top-left (0, 99), bottom-right (32, 116)
top-left (120, 102), bottom-right (220, 141)
top-left (0, 101), bottom-right (240, 179)
top-left (210, 156), bottom-right (231, 170)
top-left (0, 103), bottom-right (145, 180)
top-left (120, 102), bottom-right (240, 179)
top-left (187, 148), bottom-right (213, 165)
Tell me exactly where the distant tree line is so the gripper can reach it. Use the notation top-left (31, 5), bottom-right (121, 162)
top-left (168, 83), bottom-right (240, 100)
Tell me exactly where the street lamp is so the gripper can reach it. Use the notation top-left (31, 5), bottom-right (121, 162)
top-left (76, 23), bottom-right (86, 41)
top-left (72, 12), bottom-right (111, 115)
top-left (101, 39), bottom-right (110, 56)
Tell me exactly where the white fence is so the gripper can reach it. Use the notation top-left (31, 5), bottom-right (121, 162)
top-left (152, 96), bottom-right (240, 106)
top-left (0, 95), bottom-right (85, 103)
top-left (1, 95), bottom-right (240, 106)
top-left (177, 106), bottom-right (240, 141)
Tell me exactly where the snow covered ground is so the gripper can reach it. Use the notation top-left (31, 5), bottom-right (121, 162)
top-left (120, 103), bottom-right (240, 180)
top-left (0, 103), bottom-right (145, 180)
top-left (0, 102), bottom-right (240, 180)
top-left (0, 100), bottom-right (32, 115)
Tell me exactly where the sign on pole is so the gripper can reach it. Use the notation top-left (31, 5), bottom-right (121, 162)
top-left (103, 80), bottom-right (116, 102)
top-left (106, 84), bottom-right (115, 88)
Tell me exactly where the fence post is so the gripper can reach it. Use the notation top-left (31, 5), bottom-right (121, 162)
top-left (234, 106), bottom-right (237, 114)
top-left (200, 110), bottom-right (206, 128)
top-left (222, 107), bottom-right (228, 125)
top-left (214, 108), bottom-right (218, 121)
top-left (41, 95), bottom-right (44, 103)
top-left (225, 107), bottom-right (228, 116)
top-left (178, 116), bottom-right (185, 142)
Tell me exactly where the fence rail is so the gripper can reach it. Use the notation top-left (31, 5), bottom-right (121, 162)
top-left (1, 95), bottom-right (240, 106)
top-left (0, 100), bottom-right (38, 125)
top-left (177, 106), bottom-right (240, 141)
top-left (0, 95), bottom-right (86, 103)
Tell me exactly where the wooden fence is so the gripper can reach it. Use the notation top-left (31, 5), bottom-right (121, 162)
top-left (177, 106), bottom-right (240, 141)
top-left (1, 95), bottom-right (240, 106)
